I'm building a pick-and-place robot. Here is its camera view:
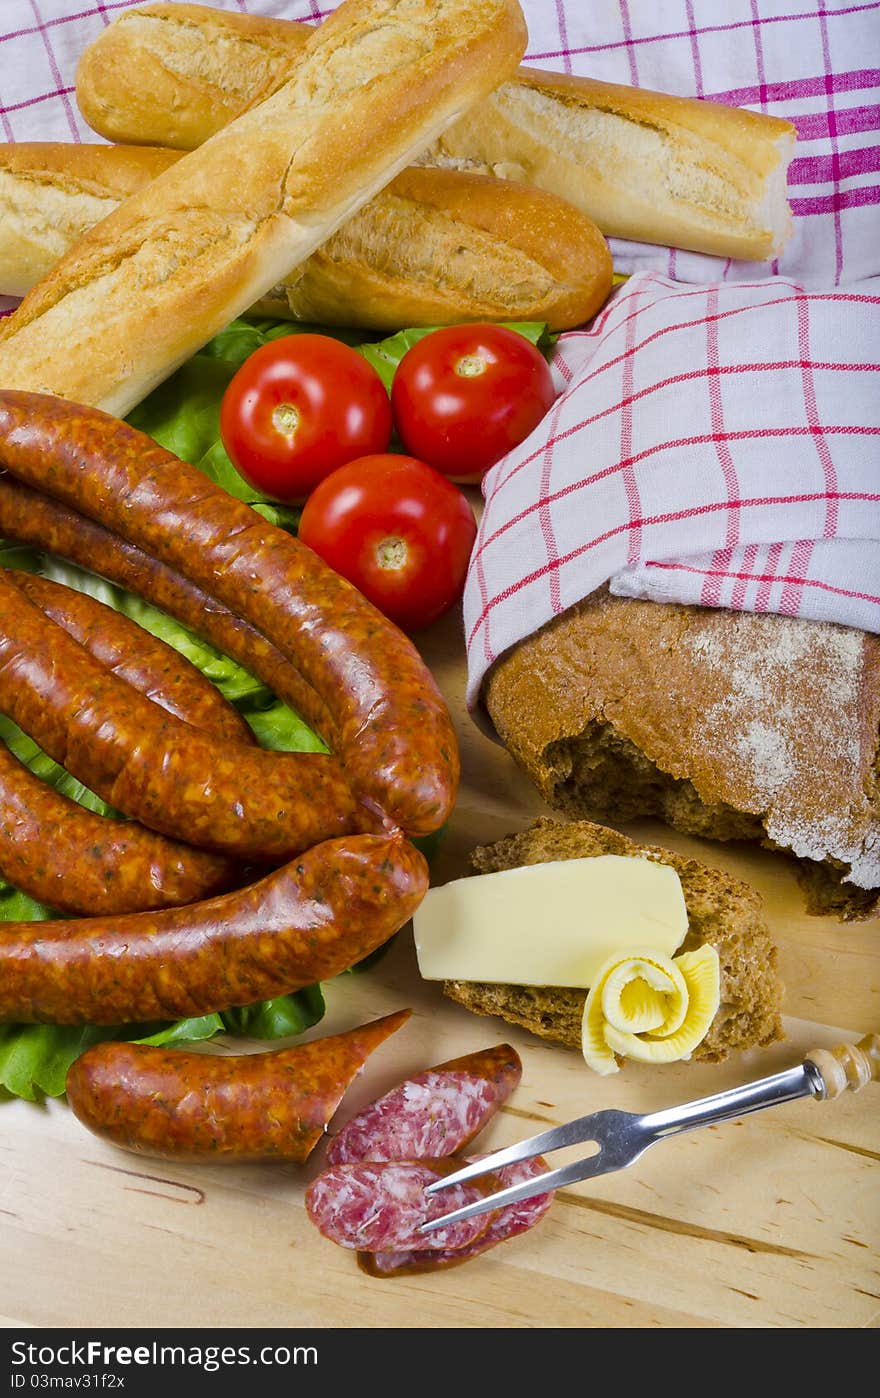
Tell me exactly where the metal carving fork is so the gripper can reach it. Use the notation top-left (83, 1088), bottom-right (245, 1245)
top-left (420, 1033), bottom-right (879, 1234)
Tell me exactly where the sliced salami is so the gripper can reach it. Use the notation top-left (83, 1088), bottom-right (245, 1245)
top-left (305, 1159), bottom-right (498, 1253)
top-left (326, 1043), bottom-right (522, 1165)
top-left (357, 1156), bottom-right (553, 1277)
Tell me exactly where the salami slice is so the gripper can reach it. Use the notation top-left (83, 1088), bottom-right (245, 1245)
top-left (326, 1043), bottom-right (522, 1165)
top-left (305, 1159), bottom-right (498, 1253)
top-left (357, 1156), bottom-right (553, 1276)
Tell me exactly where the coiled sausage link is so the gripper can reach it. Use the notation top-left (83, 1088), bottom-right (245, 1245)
top-left (0, 394), bottom-right (460, 836)
top-left (0, 833), bottom-right (428, 1025)
top-left (0, 571), bottom-right (358, 862)
top-left (0, 568), bottom-right (251, 915)
top-left (0, 741), bottom-right (241, 916)
top-left (0, 473), bottom-right (335, 743)
top-left (6, 568), bottom-right (253, 746)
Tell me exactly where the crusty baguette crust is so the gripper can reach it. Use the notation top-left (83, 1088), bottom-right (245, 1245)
top-left (0, 0), bottom-right (528, 417)
top-left (260, 165), bottom-right (612, 331)
top-left (74, 1), bottom-right (795, 261)
top-left (483, 589), bottom-right (880, 920)
top-left (75, 3), bottom-right (306, 150)
top-left (443, 816), bottom-right (785, 1063)
top-left (0, 145), bottom-right (611, 332)
top-left (0, 143), bottom-right (179, 298)
top-left (432, 67), bottom-right (795, 260)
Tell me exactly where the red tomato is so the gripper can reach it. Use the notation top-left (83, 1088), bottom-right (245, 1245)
top-left (297, 454), bottom-right (477, 633)
top-left (219, 334), bottom-right (393, 502)
top-left (390, 324), bottom-right (556, 483)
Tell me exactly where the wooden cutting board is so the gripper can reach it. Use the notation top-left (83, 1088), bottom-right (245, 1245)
top-left (1, 604), bottom-right (878, 1331)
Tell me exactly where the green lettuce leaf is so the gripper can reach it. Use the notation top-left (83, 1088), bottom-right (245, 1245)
top-left (220, 985), bottom-right (326, 1041)
top-left (0, 883), bottom-right (58, 924)
top-left (0, 1026), bottom-right (127, 1102)
top-left (244, 698), bottom-right (329, 754)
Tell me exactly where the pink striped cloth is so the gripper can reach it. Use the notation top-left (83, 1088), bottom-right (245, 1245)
top-left (456, 1), bottom-right (880, 707)
top-left (1, 0), bottom-right (877, 289)
top-left (0, 1), bottom-right (878, 713)
top-left (464, 271), bottom-right (880, 706)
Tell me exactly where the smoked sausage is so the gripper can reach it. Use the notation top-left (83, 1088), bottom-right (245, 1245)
top-left (65, 1011), bottom-right (411, 1162)
top-left (0, 566), bottom-right (251, 914)
top-left (0, 740), bottom-right (241, 916)
top-left (0, 394), bottom-right (460, 836)
top-left (0, 832), bottom-right (428, 1025)
top-left (6, 569), bottom-right (253, 746)
top-left (0, 474), bottom-right (336, 743)
top-left (327, 1043), bottom-right (522, 1164)
top-left (0, 569), bottom-right (269, 914)
top-left (0, 570), bottom-right (358, 863)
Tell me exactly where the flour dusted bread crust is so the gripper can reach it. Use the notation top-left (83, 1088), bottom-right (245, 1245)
top-left (0, 0), bottom-right (527, 417)
top-left (74, 2), bottom-right (795, 263)
top-left (0, 145), bottom-right (611, 332)
top-left (443, 816), bottom-right (785, 1063)
top-left (483, 590), bottom-right (880, 920)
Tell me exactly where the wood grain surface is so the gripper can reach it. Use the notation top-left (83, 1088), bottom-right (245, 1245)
top-left (1, 602), bottom-right (878, 1331)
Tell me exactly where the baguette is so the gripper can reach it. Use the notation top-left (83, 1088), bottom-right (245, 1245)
top-left (430, 69), bottom-right (795, 262)
top-left (0, 0), bottom-right (528, 417)
top-left (75, 1), bottom-right (796, 261)
top-left (482, 589), bottom-right (880, 921)
top-left (0, 144), bottom-right (612, 332)
top-left (75, 2), bottom-right (307, 150)
top-left (443, 817), bottom-right (785, 1064)
top-left (0, 142), bottom-right (179, 300)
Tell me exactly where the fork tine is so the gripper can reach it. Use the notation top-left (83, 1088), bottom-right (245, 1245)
top-left (424, 1109), bottom-right (607, 1196)
top-left (419, 1148), bottom-right (618, 1234)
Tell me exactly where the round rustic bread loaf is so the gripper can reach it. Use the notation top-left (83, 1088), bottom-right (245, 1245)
top-left (482, 588), bottom-right (880, 921)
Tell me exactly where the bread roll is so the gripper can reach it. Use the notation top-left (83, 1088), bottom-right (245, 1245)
top-left (0, 0), bottom-right (527, 417)
top-left (75, 1), bottom-right (796, 261)
top-left (444, 817), bottom-right (785, 1064)
top-left (482, 589), bottom-right (880, 921)
top-left (0, 144), bottom-right (612, 332)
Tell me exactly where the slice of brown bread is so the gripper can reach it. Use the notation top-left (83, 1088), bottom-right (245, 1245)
top-left (482, 588), bottom-right (880, 921)
top-left (442, 816), bottom-right (785, 1064)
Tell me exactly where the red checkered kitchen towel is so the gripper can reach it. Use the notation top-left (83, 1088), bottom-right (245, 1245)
top-left (454, 1), bottom-right (880, 708)
top-left (0, 1), bottom-right (878, 712)
top-left (465, 271), bottom-right (880, 705)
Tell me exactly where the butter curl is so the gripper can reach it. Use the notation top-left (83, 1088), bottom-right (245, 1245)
top-left (581, 945), bottom-right (721, 1075)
